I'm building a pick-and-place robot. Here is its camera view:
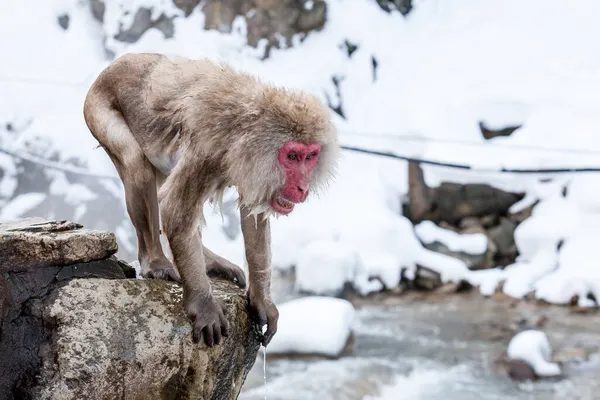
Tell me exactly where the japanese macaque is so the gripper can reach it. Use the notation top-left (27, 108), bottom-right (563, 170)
top-left (83, 53), bottom-right (339, 347)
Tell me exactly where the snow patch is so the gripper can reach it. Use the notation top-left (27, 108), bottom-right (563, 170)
top-left (267, 296), bottom-right (355, 357)
top-left (415, 220), bottom-right (488, 255)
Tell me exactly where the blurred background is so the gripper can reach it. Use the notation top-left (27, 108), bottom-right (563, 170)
top-left (2, 0), bottom-right (600, 399)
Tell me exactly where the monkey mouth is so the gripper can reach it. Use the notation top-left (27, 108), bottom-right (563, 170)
top-left (270, 195), bottom-right (295, 215)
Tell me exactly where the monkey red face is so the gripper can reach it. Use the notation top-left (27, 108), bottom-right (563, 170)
top-left (271, 141), bottom-right (321, 215)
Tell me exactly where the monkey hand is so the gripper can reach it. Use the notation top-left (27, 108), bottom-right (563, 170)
top-left (247, 292), bottom-right (279, 347)
top-left (183, 287), bottom-right (230, 347)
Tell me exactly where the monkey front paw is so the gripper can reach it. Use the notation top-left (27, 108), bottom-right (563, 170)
top-left (247, 293), bottom-right (279, 347)
top-left (142, 258), bottom-right (181, 283)
top-left (206, 260), bottom-right (247, 288)
top-left (184, 288), bottom-right (230, 347)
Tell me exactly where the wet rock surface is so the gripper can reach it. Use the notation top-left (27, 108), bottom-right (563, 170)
top-left (0, 218), bottom-right (260, 400)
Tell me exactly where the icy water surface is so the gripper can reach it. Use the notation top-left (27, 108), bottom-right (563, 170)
top-left (240, 284), bottom-right (600, 400)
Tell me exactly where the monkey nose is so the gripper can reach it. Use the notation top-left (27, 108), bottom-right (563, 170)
top-left (297, 184), bottom-right (308, 193)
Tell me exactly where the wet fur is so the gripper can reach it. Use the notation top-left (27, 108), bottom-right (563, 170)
top-left (83, 52), bottom-right (339, 346)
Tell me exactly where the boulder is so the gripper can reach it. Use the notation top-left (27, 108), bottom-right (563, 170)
top-left (0, 218), bottom-right (260, 400)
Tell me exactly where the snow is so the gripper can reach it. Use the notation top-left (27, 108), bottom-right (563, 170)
top-left (266, 296), bottom-right (355, 357)
top-left (507, 330), bottom-right (561, 377)
top-left (294, 239), bottom-right (360, 296)
top-left (0, 193), bottom-right (47, 220)
top-left (415, 220), bottom-right (488, 255)
top-left (1, 0), bottom-right (600, 313)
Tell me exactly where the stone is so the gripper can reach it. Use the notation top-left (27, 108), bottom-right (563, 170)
top-left (90, 0), bottom-right (105, 22)
top-left (0, 218), bottom-right (260, 400)
top-left (0, 217), bottom-right (117, 273)
top-left (173, 0), bottom-right (202, 17)
top-left (33, 278), bottom-right (259, 400)
top-left (412, 265), bottom-right (442, 290)
top-left (479, 121), bottom-right (522, 140)
top-left (488, 217), bottom-right (517, 260)
top-left (113, 8), bottom-right (175, 43)
top-left (57, 14), bottom-right (70, 30)
top-left (375, 0), bottom-right (413, 16)
top-left (507, 359), bottom-right (537, 382)
top-left (199, 0), bottom-right (327, 58)
top-left (432, 183), bottom-right (524, 225)
top-left (407, 161), bottom-right (433, 222)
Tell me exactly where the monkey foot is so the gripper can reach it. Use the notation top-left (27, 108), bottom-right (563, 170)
top-left (206, 261), bottom-right (247, 289)
top-left (184, 288), bottom-right (230, 347)
top-left (142, 259), bottom-right (182, 283)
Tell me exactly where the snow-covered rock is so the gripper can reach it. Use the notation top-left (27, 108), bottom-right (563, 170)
top-left (506, 330), bottom-right (561, 378)
top-left (266, 296), bottom-right (355, 358)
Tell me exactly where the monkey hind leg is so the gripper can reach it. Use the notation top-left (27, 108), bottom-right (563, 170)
top-left (89, 107), bottom-right (180, 283)
top-left (204, 246), bottom-right (247, 288)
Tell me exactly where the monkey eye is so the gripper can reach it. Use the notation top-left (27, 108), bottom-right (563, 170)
top-left (288, 153), bottom-right (299, 161)
top-left (306, 152), bottom-right (317, 160)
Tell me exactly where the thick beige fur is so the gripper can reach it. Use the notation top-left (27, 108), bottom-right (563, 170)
top-left (82, 52), bottom-right (340, 346)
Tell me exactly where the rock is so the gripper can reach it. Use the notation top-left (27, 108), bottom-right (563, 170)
top-left (0, 217), bottom-right (117, 273)
top-left (413, 265), bottom-right (442, 290)
top-left (404, 163), bottom-right (524, 225)
top-left (57, 13), bottom-right (69, 30)
top-left (90, 0), bottom-right (105, 22)
top-left (113, 8), bottom-right (175, 43)
top-left (507, 359), bottom-right (537, 382)
top-left (459, 217), bottom-right (481, 230)
top-left (173, 0), bottom-right (202, 17)
top-left (479, 121), bottom-right (522, 140)
top-left (0, 218), bottom-right (260, 400)
top-left (200, 0), bottom-right (327, 58)
top-left (37, 278), bottom-right (258, 400)
top-left (431, 183), bottom-right (524, 225)
top-left (488, 217), bottom-right (517, 266)
top-left (375, 0), bottom-right (413, 16)
top-left (407, 161), bottom-right (433, 222)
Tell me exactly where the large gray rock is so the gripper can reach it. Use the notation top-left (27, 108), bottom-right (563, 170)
top-left (36, 278), bottom-right (259, 400)
top-left (0, 218), bottom-right (260, 400)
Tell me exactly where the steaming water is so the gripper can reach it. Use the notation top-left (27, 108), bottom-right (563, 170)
top-left (240, 288), bottom-right (600, 400)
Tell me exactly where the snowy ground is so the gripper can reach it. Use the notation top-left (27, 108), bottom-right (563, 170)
top-left (2, 0), bottom-right (600, 358)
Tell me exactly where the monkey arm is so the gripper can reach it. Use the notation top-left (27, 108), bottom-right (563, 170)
top-left (240, 207), bottom-right (279, 346)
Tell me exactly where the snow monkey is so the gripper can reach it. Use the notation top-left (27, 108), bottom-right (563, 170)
top-left (83, 53), bottom-right (339, 347)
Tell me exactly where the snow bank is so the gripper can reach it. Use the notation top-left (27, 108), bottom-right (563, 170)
top-left (2, 0), bottom-right (600, 306)
top-left (266, 296), bottom-right (355, 357)
top-left (507, 330), bottom-right (561, 377)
